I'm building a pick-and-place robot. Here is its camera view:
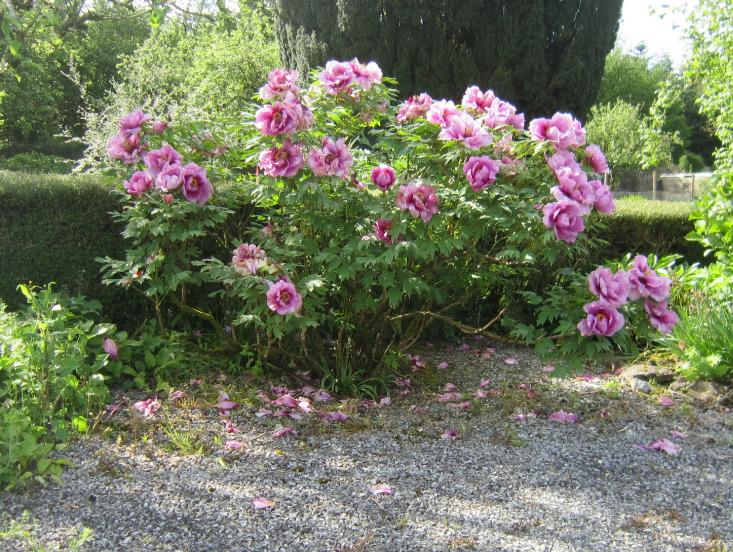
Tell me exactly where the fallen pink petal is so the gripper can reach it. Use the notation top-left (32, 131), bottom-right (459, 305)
top-left (320, 411), bottom-right (348, 422)
top-left (642, 438), bottom-right (680, 455)
top-left (479, 378), bottom-right (491, 388)
top-left (224, 440), bottom-right (244, 450)
top-left (369, 483), bottom-right (393, 495)
top-left (441, 429), bottom-right (460, 440)
top-left (190, 378), bottom-right (203, 387)
top-left (313, 389), bottom-right (333, 402)
top-left (223, 419), bottom-right (240, 433)
top-left (255, 408), bottom-right (273, 418)
top-left (133, 397), bottom-right (160, 418)
top-left (659, 396), bottom-right (674, 407)
top-left (274, 394), bottom-right (298, 408)
top-left (169, 390), bottom-right (186, 401)
top-left (444, 383), bottom-right (458, 392)
top-left (474, 389), bottom-right (488, 398)
top-left (670, 431), bottom-right (687, 440)
top-left (437, 361), bottom-right (449, 370)
top-left (273, 426), bottom-right (297, 438)
top-left (458, 343), bottom-right (471, 351)
top-left (504, 357), bottom-right (519, 365)
top-left (379, 397), bottom-right (392, 407)
top-left (409, 405), bottom-right (429, 414)
top-left (446, 401), bottom-right (472, 410)
top-left (548, 410), bottom-right (579, 423)
top-left (437, 392), bottom-right (462, 402)
top-left (252, 497), bottom-right (275, 510)
top-left (542, 364), bottom-right (556, 373)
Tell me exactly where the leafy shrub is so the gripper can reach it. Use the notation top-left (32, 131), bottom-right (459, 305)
top-left (0, 153), bottom-right (74, 174)
top-left (80, 8), bottom-right (279, 168)
top-left (588, 198), bottom-right (705, 266)
top-left (0, 285), bottom-right (111, 489)
top-left (99, 61), bottom-right (678, 382)
top-left (0, 170), bottom-right (149, 325)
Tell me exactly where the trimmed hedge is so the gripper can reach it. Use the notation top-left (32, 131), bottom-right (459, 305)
top-left (0, 170), bottom-right (150, 324)
top-left (0, 172), bottom-right (706, 328)
top-left (586, 197), bottom-right (706, 266)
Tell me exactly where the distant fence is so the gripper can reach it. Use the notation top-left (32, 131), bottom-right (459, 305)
top-left (612, 170), bottom-right (714, 202)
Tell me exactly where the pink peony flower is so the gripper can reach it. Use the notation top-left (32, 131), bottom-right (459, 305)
top-left (590, 179), bottom-right (615, 213)
top-left (371, 164), bottom-right (396, 191)
top-left (151, 121), bottom-right (168, 134)
top-left (349, 59), bottom-right (382, 89)
top-left (123, 171), bottom-right (153, 197)
top-left (102, 338), bottom-right (118, 359)
top-left (258, 139), bottom-right (304, 178)
top-left (438, 113), bottom-right (492, 150)
top-left (462, 86), bottom-right (495, 113)
top-left (320, 60), bottom-right (356, 94)
top-left (107, 132), bottom-right (144, 164)
top-left (397, 93), bottom-right (433, 123)
top-left (546, 150), bottom-right (578, 173)
top-left (463, 156), bottom-right (500, 192)
top-left (283, 92), bottom-right (313, 130)
top-left (308, 137), bottom-right (353, 178)
top-left (427, 100), bottom-right (462, 126)
top-left (266, 279), bottom-right (302, 315)
top-left (585, 144), bottom-right (609, 174)
top-left (232, 244), bottom-right (266, 275)
top-left (627, 256), bottom-right (671, 302)
top-left (551, 164), bottom-right (595, 208)
top-left (483, 98), bottom-right (525, 130)
top-left (180, 163), bottom-right (213, 204)
top-left (374, 218), bottom-right (394, 244)
top-left (542, 200), bottom-right (585, 243)
top-left (119, 109), bottom-right (149, 135)
top-left (259, 68), bottom-right (300, 99)
top-left (396, 182), bottom-right (439, 222)
top-left (588, 267), bottom-right (629, 307)
top-left (577, 301), bottom-right (625, 337)
top-left (255, 101), bottom-right (300, 136)
top-left (144, 145), bottom-right (182, 177)
top-left (643, 299), bottom-right (679, 334)
top-left (529, 113), bottom-right (586, 150)
top-left (155, 163), bottom-right (184, 191)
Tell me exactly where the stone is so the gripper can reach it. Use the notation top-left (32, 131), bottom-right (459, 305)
top-left (621, 364), bottom-right (676, 384)
top-left (669, 380), bottom-right (690, 392)
top-left (631, 378), bottom-right (652, 394)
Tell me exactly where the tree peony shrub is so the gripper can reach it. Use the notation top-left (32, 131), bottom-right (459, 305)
top-left (101, 62), bottom-right (673, 379)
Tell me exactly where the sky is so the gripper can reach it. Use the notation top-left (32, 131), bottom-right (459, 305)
top-left (615, 0), bottom-right (693, 68)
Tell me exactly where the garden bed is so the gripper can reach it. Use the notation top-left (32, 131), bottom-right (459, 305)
top-left (1, 344), bottom-right (731, 552)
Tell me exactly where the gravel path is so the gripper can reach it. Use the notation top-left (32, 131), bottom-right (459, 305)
top-left (2, 345), bottom-right (732, 552)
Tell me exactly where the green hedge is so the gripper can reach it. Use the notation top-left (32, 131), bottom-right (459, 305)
top-left (586, 197), bottom-right (706, 266)
top-left (0, 170), bottom-right (150, 324)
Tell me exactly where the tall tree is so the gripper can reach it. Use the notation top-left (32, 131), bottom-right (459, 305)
top-left (274, 0), bottom-right (622, 119)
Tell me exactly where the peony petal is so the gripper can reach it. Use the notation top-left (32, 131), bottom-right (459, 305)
top-left (548, 410), bottom-right (579, 423)
top-left (441, 429), bottom-right (460, 440)
top-left (659, 396), bottom-right (674, 407)
top-left (437, 361), bottom-right (449, 370)
top-left (252, 497), bottom-right (275, 510)
top-left (542, 364), bottom-right (556, 373)
top-left (369, 483), bottom-right (393, 495)
top-left (670, 430), bottom-right (687, 440)
top-left (503, 357), bottom-right (518, 365)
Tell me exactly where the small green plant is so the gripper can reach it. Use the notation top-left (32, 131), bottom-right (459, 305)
top-left (0, 153), bottom-right (75, 174)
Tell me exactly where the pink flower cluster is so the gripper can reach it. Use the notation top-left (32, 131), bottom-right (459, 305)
top-left (462, 86), bottom-right (525, 130)
top-left (111, 111), bottom-right (213, 204)
top-left (426, 99), bottom-right (492, 150)
top-left (529, 112), bottom-right (586, 151)
top-left (308, 137), bottom-right (354, 178)
top-left (319, 59), bottom-right (382, 95)
top-left (255, 92), bottom-right (312, 136)
top-left (396, 181), bottom-right (439, 223)
top-left (578, 257), bottom-right (677, 338)
top-left (107, 109), bottom-right (167, 165)
top-left (396, 93), bottom-right (433, 123)
top-left (541, 147), bottom-right (613, 243)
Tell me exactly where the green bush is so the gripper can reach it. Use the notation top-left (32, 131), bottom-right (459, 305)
top-left (587, 198), bottom-right (705, 266)
top-left (0, 170), bottom-right (148, 324)
top-left (0, 153), bottom-right (75, 174)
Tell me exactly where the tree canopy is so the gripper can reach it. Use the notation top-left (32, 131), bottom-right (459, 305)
top-left (274, 0), bottom-right (623, 120)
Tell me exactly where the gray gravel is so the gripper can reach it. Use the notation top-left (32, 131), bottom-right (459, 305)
top-left (2, 345), bottom-right (732, 552)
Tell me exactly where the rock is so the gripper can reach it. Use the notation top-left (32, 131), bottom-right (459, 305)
top-left (621, 364), bottom-right (676, 384)
top-left (719, 390), bottom-right (733, 408)
top-left (632, 378), bottom-right (652, 394)
top-left (693, 381), bottom-right (721, 396)
top-left (669, 380), bottom-right (690, 392)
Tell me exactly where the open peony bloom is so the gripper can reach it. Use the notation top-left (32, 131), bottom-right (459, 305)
top-left (577, 301), bottom-right (625, 337)
top-left (397, 93), bottom-right (433, 123)
top-left (543, 200), bottom-right (585, 243)
top-left (349, 58), bottom-right (382, 89)
top-left (374, 218), bottom-right (394, 244)
top-left (590, 179), bottom-right (615, 213)
top-left (588, 267), bottom-right (629, 307)
top-left (283, 92), bottom-right (313, 130)
top-left (551, 162), bottom-right (595, 209)
top-left (371, 164), bottom-right (396, 191)
top-left (259, 68), bottom-right (300, 99)
top-left (462, 86), bottom-right (495, 113)
top-left (585, 144), bottom-right (609, 174)
top-left (119, 109), bottom-right (149, 135)
top-left (258, 139), bottom-right (304, 178)
top-left (643, 299), bottom-right (679, 334)
top-left (627, 255), bottom-right (671, 302)
top-left (102, 338), bottom-right (118, 359)
top-left (107, 132), bottom-right (144, 164)
top-left (438, 113), bottom-right (492, 150)
top-left (483, 98), bottom-right (525, 130)
top-left (463, 156), bottom-right (500, 191)
top-left (155, 163), bottom-right (184, 191)
top-left (396, 182), bottom-right (439, 222)
top-left (232, 243), bottom-right (266, 275)
top-left (266, 279), bottom-right (302, 315)
top-left (320, 60), bottom-right (356, 94)
top-left (144, 145), bottom-right (182, 177)
top-left (308, 137), bottom-right (353, 178)
top-left (255, 101), bottom-right (300, 136)
top-left (427, 100), bottom-right (461, 127)
top-left (180, 163), bottom-right (213, 204)
top-left (529, 112), bottom-right (586, 150)
top-left (123, 171), bottom-right (153, 197)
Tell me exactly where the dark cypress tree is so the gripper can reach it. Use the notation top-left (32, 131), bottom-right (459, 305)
top-left (273, 0), bottom-right (622, 120)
